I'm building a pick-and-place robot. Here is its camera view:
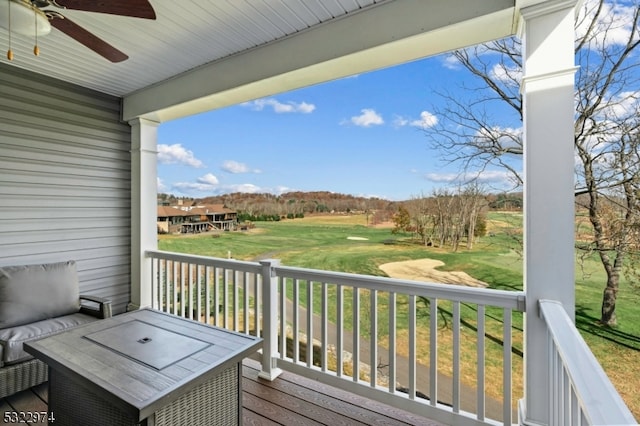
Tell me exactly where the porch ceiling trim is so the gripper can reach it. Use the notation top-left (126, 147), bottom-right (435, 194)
top-left (122, 0), bottom-right (516, 123)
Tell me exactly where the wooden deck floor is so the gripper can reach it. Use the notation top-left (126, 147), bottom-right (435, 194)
top-left (1, 359), bottom-right (442, 425)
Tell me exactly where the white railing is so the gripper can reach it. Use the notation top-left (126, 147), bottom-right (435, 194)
top-left (146, 250), bottom-right (636, 426)
top-left (539, 300), bottom-right (637, 426)
top-left (269, 262), bottom-right (525, 426)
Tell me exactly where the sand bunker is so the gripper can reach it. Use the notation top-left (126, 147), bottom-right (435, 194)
top-left (379, 258), bottom-right (487, 287)
top-left (347, 236), bottom-right (369, 240)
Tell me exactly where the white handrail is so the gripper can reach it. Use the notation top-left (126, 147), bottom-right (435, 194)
top-left (274, 264), bottom-right (525, 310)
top-left (539, 299), bottom-right (637, 426)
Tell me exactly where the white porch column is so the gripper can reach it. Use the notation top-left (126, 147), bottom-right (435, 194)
top-left (129, 118), bottom-right (160, 311)
top-left (519, 1), bottom-right (578, 425)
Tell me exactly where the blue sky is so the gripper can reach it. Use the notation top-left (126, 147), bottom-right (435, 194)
top-left (157, 51), bottom-right (520, 201)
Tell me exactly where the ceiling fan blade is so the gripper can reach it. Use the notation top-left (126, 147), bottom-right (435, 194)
top-left (52, 0), bottom-right (156, 20)
top-left (50, 16), bottom-right (128, 62)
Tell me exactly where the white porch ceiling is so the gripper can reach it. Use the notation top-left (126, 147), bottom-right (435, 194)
top-left (0, 0), bottom-right (551, 122)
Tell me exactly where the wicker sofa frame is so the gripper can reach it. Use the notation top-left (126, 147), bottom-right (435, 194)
top-left (0, 263), bottom-right (112, 399)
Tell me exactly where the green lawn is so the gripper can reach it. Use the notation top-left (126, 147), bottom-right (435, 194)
top-left (159, 212), bottom-right (640, 418)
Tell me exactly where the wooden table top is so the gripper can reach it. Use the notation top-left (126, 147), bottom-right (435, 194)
top-left (24, 309), bottom-right (262, 420)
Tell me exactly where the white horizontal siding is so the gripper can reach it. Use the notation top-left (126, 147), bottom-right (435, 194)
top-left (0, 63), bottom-right (131, 313)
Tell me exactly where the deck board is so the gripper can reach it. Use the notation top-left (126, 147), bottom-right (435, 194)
top-left (2, 360), bottom-right (442, 426)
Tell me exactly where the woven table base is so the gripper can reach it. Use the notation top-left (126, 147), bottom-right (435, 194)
top-left (49, 364), bottom-right (240, 426)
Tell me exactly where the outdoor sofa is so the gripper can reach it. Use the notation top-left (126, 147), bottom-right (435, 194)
top-left (0, 260), bottom-right (112, 398)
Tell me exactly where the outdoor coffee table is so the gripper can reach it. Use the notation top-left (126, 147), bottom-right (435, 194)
top-left (24, 308), bottom-right (261, 426)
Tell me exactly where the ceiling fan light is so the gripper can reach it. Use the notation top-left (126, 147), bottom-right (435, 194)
top-left (0, 0), bottom-right (51, 37)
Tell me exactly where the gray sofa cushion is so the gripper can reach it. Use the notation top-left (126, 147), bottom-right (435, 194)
top-left (0, 312), bottom-right (98, 367)
top-left (0, 261), bottom-right (80, 329)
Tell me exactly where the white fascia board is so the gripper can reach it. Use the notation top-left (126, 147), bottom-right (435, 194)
top-left (123, 0), bottom-right (516, 122)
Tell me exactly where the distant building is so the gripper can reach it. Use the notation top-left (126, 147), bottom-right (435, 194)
top-left (157, 204), bottom-right (238, 234)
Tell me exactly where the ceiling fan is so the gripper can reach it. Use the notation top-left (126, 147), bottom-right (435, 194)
top-left (0, 0), bottom-right (156, 62)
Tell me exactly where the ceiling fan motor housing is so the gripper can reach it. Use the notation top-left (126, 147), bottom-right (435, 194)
top-left (0, 0), bottom-right (52, 36)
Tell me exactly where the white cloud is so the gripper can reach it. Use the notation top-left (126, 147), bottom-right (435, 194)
top-left (416, 111), bottom-right (438, 128)
top-left (172, 182), bottom-right (215, 192)
top-left (474, 126), bottom-right (523, 151)
top-left (599, 90), bottom-right (640, 120)
top-left (226, 184), bottom-right (261, 193)
top-left (394, 111), bottom-right (438, 128)
top-left (170, 173), bottom-right (277, 196)
top-left (157, 144), bottom-right (204, 168)
top-left (489, 63), bottom-right (521, 86)
top-left (172, 173), bottom-right (218, 193)
top-left (197, 173), bottom-right (219, 185)
top-left (348, 109), bottom-right (384, 127)
top-left (222, 184), bottom-right (290, 194)
top-left (221, 160), bottom-right (262, 174)
top-left (221, 160), bottom-right (248, 173)
top-left (442, 54), bottom-right (460, 70)
top-left (577, 0), bottom-right (638, 49)
top-left (244, 98), bottom-right (316, 114)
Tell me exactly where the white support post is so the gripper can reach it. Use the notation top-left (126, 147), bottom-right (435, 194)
top-left (129, 118), bottom-right (160, 311)
top-left (519, 1), bottom-right (578, 425)
top-left (259, 259), bottom-right (283, 381)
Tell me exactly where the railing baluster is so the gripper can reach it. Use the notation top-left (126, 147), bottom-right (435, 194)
top-left (453, 301), bottom-right (461, 413)
top-left (353, 287), bottom-right (360, 383)
top-left (164, 260), bottom-right (170, 313)
top-left (503, 307), bottom-right (512, 426)
top-left (279, 276), bottom-right (286, 359)
top-left (477, 304), bottom-right (485, 421)
top-left (213, 266), bottom-right (219, 326)
top-left (321, 282), bottom-right (328, 372)
top-left (571, 386), bottom-right (579, 426)
top-left (205, 265), bottom-right (211, 325)
top-left (196, 265), bottom-right (202, 321)
top-left (242, 272), bottom-right (248, 334)
top-left (222, 269), bottom-right (229, 328)
top-left (172, 261), bottom-right (178, 315)
top-left (187, 264), bottom-right (193, 320)
top-left (179, 262), bottom-right (185, 317)
top-left (547, 329), bottom-right (554, 426)
top-left (430, 297), bottom-right (437, 407)
top-left (370, 289), bottom-right (377, 388)
top-left (307, 280), bottom-right (313, 368)
top-left (555, 348), bottom-right (561, 426)
top-left (162, 259), bottom-right (165, 309)
top-left (408, 294), bottom-right (416, 399)
top-left (150, 258), bottom-right (156, 309)
top-left (235, 270), bottom-right (241, 332)
top-left (337, 284), bottom-right (344, 377)
top-left (161, 260), bottom-right (167, 311)
top-left (254, 272), bottom-right (260, 338)
top-left (563, 362), bottom-right (570, 426)
top-left (388, 291), bottom-right (396, 394)
top-left (158, 260), bottom-right (169, 312)
top-left (293, 278), bottom-right (300, 363)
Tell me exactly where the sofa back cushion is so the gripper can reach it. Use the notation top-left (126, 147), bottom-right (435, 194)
top-left (0, 261), bottom-right (80, 329)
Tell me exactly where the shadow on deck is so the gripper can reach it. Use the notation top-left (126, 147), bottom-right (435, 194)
top-left (1, 359), bottom-right (443, 426)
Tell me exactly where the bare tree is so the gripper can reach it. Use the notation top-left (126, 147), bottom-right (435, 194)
top-left (401, 185), bottom-right (487, 250)
top-left (426, 0), bottom-right (640, 325)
